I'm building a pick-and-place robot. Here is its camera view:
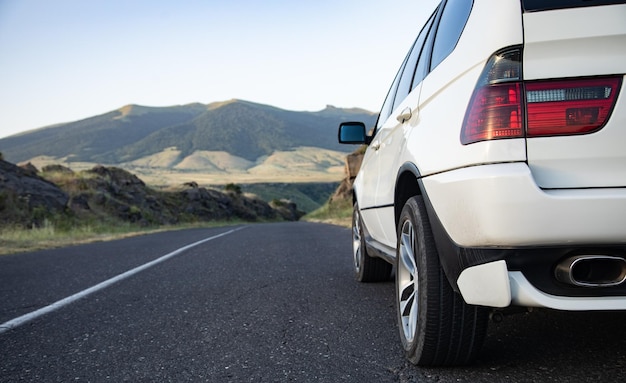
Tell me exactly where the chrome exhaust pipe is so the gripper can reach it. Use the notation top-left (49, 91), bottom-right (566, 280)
top-left (554, 255), bottom-right (626, 287)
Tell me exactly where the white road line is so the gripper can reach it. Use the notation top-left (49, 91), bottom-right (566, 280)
top-left (0, 227), bottom-right (244, 334)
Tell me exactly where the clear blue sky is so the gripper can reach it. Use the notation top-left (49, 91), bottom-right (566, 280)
top-left (0, 0), bottom-right (437, 139)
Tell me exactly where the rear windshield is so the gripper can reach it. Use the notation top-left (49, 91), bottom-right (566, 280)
top-left (523, 0), bottom-right (626, 12)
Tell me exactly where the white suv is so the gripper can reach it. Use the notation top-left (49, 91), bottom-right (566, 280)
top-left (338, 0), bottom-right (626, 366)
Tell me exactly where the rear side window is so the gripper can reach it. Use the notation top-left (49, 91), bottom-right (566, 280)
top-left (375, 9), bottom-right (437, 131)
top-left (430, 0), bottom-right (473, 70)
top-left (376, 62), bottom-right (405, 130)
top-left (412, 12), bottom-right (437, 89)
top-left (392, 13), bottom-right (436, 112)
top-left (523, 0), bottom-right (626, 12)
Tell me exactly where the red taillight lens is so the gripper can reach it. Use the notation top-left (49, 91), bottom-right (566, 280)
top-left (526, 77), bottom-right (622, 137)
top-left (462, 45), bottom-right (623, 145)
top-left (461, 47), bottom-right (523, 145)
top-left (461, 83), bottom-right (524, 144)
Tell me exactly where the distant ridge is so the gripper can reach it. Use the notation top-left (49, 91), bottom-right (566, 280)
top-left (0, 100), bottom-right (376, 165)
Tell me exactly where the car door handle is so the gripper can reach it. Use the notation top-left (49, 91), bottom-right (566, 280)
top-left (396, 107), bottom-right (412, 123)
top-left (371, 141), bottom-right (381, 151)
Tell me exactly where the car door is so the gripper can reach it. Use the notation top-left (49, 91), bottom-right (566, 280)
top-left (356, 59), bottom-right (406, 244)
top-left (373, 13), bottom-right (437, 247)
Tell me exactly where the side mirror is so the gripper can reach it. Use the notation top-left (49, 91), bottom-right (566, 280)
top-left (338, 122), bottom-right (367, 144)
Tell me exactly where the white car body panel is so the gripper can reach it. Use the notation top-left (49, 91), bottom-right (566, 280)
top-left (354, 143), bottom-right (387, 242)
top-left (373, 89), bottom-right (422, 247)
top-left (370, 0), bottom-right (527, 245)
top-left (457, 261), bottom-right (511, 307)
top-left (509, 271), bottom-right (626, 310)
top-left (523, 4), bottom-right (626, 188)
top-left (522, 5), bottom-right (626, 81)
top-left (422, 163), bottom-right (626, 247)
top-left (411, 0), bottom-right (526, 177)
top-left (458, 263), bottom-right (626, 310)
top-left (527, 98), bottom-right (626, 189)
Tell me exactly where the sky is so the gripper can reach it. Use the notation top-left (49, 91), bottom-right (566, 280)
top-left (0, 0), bottom-right (438, 139)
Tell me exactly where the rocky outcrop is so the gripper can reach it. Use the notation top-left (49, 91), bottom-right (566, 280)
top-left (0, 160), bottom-right (69, 226)
top-left (330, 150), bottom-right (364, 203)
top-left (270, 199), bottom-right (305, 221)
top-left (0, 158), bottom-right (303, 228)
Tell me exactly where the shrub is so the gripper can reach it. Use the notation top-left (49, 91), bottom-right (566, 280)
top-left (224, 183), bottom-right (242, 195)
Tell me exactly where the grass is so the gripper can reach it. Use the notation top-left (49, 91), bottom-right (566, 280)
top-left (0, 198), bottom-right (354, 255)
top-left (0, 159), bottom-right (352, 254)
top-left (0, 219), bottom-right (245, 256)
top-left (302, 197), bottom-right (353, 228)
top-left (240, 182), bottom-right (339, 213)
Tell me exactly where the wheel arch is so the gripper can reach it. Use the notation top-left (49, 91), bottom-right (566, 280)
top-left (394, 163), bottom-right (424, 229)
top-left (394, 162), bottom-right (465, 293)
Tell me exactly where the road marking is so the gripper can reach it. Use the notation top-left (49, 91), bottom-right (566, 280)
top-left (0, 227), bottom-right (244, 334)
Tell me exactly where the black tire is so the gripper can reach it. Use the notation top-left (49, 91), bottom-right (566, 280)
top-left (395, 196), bottom-right (488, 366)
top-left (352, 202), bottom-right (392, 282)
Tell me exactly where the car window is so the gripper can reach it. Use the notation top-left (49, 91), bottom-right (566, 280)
top-left (411, 11), bottom-right (437, 91)
top-left (430, 0), bottom-right (473, 71)
top-left (392, 12), bottom-right (436, 112)
top-left (376, 58), bottom-right (407, 131)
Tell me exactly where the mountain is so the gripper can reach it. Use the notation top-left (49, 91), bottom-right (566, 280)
top-left (0, 100), bottom-right (376, 165)
top-left (1, 104), bottom-right (208, 164)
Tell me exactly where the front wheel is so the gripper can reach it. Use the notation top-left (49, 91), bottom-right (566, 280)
top-left (352, 202), bottom-right (392, 282)
top-left (395, 196), bottom-right (488, 366)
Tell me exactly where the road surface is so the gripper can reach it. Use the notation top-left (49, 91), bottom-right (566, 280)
top-left (1, 222), bottom-right (625, 382)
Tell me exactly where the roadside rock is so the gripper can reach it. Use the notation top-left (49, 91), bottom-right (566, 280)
top-left (330, 150), bottom-right (364, 203)
top-left (18, 162), bottom-right (39, 176)
top-left (0, 159), bottom-right (69, 227)
top-left (270, 199), bottom-right (305, 221)
top-left (0, 158), bottom-right (304, 229)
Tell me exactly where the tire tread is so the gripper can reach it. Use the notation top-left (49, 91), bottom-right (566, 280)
top-left (398, 196), bottom-right (488, 366)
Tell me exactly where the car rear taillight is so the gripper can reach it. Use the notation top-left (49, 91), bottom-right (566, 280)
top-left (461, 47), bottom-right (623, 145)
top-left (526, 77), bottom-right (622, 137)
top-left (461, 48), bottom-right (524, 145)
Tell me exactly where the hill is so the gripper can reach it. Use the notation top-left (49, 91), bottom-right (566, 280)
top-left (0, 100), bottom-right (376, 165)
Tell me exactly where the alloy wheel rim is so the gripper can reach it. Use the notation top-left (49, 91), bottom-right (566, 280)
top-left (352, 210), bottom-right (362, 273)
top-left (398, 219), bottom-right (418, 343)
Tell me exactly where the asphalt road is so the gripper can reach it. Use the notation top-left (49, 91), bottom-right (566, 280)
top-left (1, 222), bottom-right (625, 382)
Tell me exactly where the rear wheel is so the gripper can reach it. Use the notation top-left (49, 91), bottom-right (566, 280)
top-left (396, 196), bottom-right (488, 366)
top-left (352, 202), bottom-right (392, 282)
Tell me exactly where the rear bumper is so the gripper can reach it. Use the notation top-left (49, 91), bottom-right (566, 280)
top-left (421, 162), bottom-right (626, 308)
top-left (458, 260), bottom-right (626, 310)
top-left (422, 162), bottom-right (626, 247)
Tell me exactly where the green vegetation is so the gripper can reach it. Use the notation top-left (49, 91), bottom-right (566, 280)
top-left (0, 162), bottom-right (310, 255)
top-left (0, 180), bottom-right (348, 255)
top-left (0, 189), bottom-right (33, 227)
top-left (0, 218), bottom-right (239, 256)
top-left (224, 183), bottom-right (242, 195)
top-left (303, 197), bottom-right (353, 228)
top-left (0, 218), bottom-right (125, 254)
top-left (0, 181), bottom-right (346, 255)
top-left (240, 182), bottom-right (339, 212)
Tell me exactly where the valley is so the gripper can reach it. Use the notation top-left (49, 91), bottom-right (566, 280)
top-left (22, 146), bottom-right (349, 187)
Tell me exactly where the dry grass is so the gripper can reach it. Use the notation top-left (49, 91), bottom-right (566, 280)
top-left (0, 220), bottom-right (241, 256)
top-left (0, 199), bottom-right (350, 256)
top-left (23, 147), bottom-right (348, 187)
top-left (303, 198), bottom-right (352, 228)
